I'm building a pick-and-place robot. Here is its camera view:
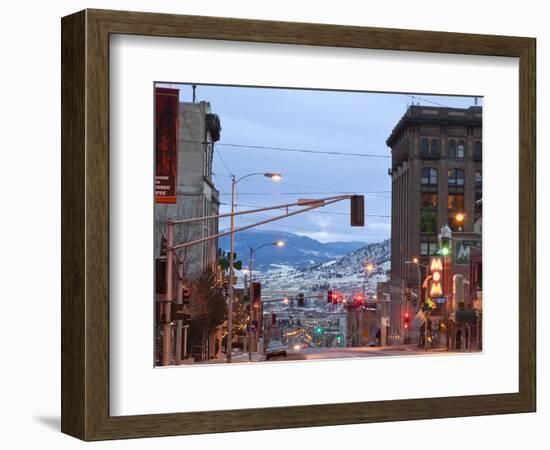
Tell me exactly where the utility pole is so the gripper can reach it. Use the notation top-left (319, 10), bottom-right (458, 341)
top-left (175, 259), bottom-right (183, 365)
top-left (162, 221), bottom-right (174, 366)
top-left (227, 175), bottom-right (236, 363)
top-left (249, 249), bottom-right (254, 362)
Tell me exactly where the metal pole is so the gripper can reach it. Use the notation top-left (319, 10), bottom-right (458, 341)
top-left (417, 265), bottom-right (421, 346)
top-left (175, 260), bottom-right (183, 365)
top-left (183, 325), bottom-right (188, 359)
top-left (172, 197), bottom-right (347, 251)
top-left (227, 176), bottom-right (236, 363)
top-left (424, 310), bottom-right (429, 352)
top-left (249, 247), bottom-right (254, 361)
top-left (162, 222), bottom-right (174, 366)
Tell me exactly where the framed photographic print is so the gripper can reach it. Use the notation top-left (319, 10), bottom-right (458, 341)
top-left (61, 9), bottom-right (536, 441)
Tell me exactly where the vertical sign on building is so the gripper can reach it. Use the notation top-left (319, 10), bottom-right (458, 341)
top-left (429, 256), bottom-right (444, 299)
top-left (155, 87), bottom-right (179, 203)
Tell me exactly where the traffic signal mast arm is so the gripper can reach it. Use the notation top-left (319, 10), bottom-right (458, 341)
top-left (169, 194), bottom-right (352, 225)
top-left (170, 195), bottom-right (359, 251)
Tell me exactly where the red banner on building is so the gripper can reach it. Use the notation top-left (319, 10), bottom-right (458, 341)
top-left (155, 87), bottom-right (179, 203)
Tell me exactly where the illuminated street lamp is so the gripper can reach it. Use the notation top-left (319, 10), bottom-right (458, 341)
top-left (227, 172), bottom-right (283, 363)
top-left (247, 240), bottom-right (286, 361)
top-left (266, 172), bottom-right (283, 182)
top-left (363, 262), bottom-right (375, 298)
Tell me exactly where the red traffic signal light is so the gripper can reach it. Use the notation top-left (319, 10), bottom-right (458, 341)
top-left (403, 312), bottom-right (411, 323)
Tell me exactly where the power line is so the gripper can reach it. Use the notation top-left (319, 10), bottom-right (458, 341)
top-left (212, 172), bottom-right (338, 194)
top-left (214, 146), bottom-right (233, 176)
top-left (181, 139), bottom-right (390, 159)
top-left (404, 94), bottom-right (450, 108)
top-left (217, 142), bottom-right (390, 158)
top-left (217, 191), bottom-right (390, 196)
top-left (219, 201), bottom-right (389, 218)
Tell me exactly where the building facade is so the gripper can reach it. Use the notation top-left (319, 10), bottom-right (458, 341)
top-left (154, 100), bottom-right (222, 278)
top-left (386, 104), bottom-right (482, 346)
top-left (154, 96), bottom-right (222, 364)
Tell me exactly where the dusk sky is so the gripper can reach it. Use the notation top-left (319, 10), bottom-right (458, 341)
top-left (160, 83), bottom-right (482, 244)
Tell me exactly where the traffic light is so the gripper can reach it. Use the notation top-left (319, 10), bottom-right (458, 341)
top-left (182, 286), bottom-right (191, 305)
top-left (298, 293), bottom-right (305, 307)
top-left (354, 293), bottom-right (364, 306)
top-left (252, 282), bottom-right (261, 309)
top-left (350, 195), bottom-right (365, 227)
top-left (403, 311), bottom-right (411, 330)
top-left (160, 235), bottom-right (167, 257)
top-left (315, 325), bottom-right (323, 334)
top-left (332, 292), bottom-right (339, 305)
top-left (155, 258), bottom-right (166, 294)
top-left (327, 290), bottom-right (333, 303)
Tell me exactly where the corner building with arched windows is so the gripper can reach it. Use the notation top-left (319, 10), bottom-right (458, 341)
top-left (385, 105), bottom-right (482, 348)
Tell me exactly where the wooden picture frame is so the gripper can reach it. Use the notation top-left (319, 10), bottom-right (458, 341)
top-left (61, 9), bottom-right (536, 441)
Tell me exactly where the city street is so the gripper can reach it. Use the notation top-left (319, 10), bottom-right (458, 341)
top-left (267, 344), bottom-right (456, 361)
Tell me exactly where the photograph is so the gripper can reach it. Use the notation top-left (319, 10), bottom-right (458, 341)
top-left (153, 83), bottom-right (483, 366)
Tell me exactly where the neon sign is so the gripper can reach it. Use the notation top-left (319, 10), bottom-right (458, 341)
top-left (429, 256), bottom-right (444, 297)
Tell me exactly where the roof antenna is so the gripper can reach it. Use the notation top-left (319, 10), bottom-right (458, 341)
top-left (192, 84), bottom-right (197, 103)
top-left (474, 96), bottom-right (479, 106)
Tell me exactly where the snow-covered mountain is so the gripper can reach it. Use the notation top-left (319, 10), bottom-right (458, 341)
top-left (219, 229), bottom-right (368, 270)
top-left (258, 238), bottom-right (391, 298)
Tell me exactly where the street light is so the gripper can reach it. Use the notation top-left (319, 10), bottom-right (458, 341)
top-left (363, 262), bottom-right (375, 297)
top-left (248, 240), bottom-right (286, 361)
top-left (227, 172), bottom-right (283, 363)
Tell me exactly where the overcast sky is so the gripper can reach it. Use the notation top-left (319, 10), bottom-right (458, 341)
top-left (160, 83), bottom-right (482, 244)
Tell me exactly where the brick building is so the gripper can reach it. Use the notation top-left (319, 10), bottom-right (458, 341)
top-left (385, 104), bottom-right (482, 345)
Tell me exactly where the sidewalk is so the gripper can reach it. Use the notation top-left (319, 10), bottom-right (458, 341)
top-left (199, 351), bottom-right (265, 364)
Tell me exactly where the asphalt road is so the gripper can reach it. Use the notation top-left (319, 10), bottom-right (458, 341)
top-left (267, 345), bottom-right (455, 361)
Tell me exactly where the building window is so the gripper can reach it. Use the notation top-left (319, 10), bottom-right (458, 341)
top-left (420, 138), bottom-right (429, 157)
top-left (448, 140), bottom-right (456, 158)
top-left (420, 208), bottom-right (438, 234)
top-left (474, 141), bottom-right (482, 161)
top-left (448, 168), bottom-right (465, 186)
top-left (421, 167), bottom-right (438, 186)
top-left (475, 170), bottom-right (482, 188)
top-left (430, 139), bottom-right (439, 158)
top-left (457, 141), bottom-right (465, 159)
top-left (448, 193), bottom-right (465, 210)
top-left (421, 193), bottom-right (438, 208)
top-left (420, 242), bottom-right (438, 256)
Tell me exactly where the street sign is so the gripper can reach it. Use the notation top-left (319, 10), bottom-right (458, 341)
top-left (297, 198), bottom-right (325, 207)
top-left (412, 310), bottom-right (426, 328)
top-left (455, 239), bottom-right (481, 265)
top-left (171, 303), bottom-right (191, 322)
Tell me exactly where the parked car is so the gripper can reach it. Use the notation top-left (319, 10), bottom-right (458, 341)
top-left (265, 340), bottom-right (287, 359)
